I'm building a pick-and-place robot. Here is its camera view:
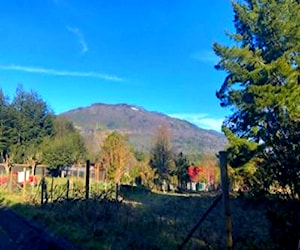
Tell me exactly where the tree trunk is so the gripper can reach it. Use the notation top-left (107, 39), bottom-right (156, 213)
top-left (31, 163), bottom-right (37, 176)
top-left (4, 159), bottom-right (12, 175)
top-left (115, 182), bottom-right (119, 201)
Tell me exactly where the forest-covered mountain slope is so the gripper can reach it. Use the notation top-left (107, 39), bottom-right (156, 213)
top-left (60, 103), bottom-right (227, 156)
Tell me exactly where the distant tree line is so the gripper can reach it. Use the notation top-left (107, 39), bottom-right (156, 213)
top-left (96, 125), bottom-right (220, 192)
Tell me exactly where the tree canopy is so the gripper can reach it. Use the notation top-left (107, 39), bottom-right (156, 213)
top-left (11, 86), bottom-right (54, 163)
top-left (149, 125), bottom-right (175, 188)
top-left (0, 90), bottom-right (13, 164)
top-left (214, 0), bottom-right (300, 198)
top-left (175, 152), bottom-right (190, 189)
top-left (99, 131), bottom-right (135, 184)
top-left (41, 117), bottom-right (86, 169)
top-left (0, 86), bottom-right (87, 173)
top-left (0, 86), bottom-right (55, 172)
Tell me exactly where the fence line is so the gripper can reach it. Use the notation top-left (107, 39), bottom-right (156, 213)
top-left (0, 161), bottom-right (113, 205)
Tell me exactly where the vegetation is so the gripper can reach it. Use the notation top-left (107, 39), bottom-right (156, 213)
top-left (214, 0), bottom-right (300, 199)
top-left (0, 71), bottom-right (297, 249)
top-left (61, 103), bottom-right (227, 156)
top-left (0, 86), bottom-right (54, 173)
top-left (136, 154), bottom-right (156, 189)
top-left (99, 132), bottom-right (135, 184)
top-left (0, 1), bottom-right (299, 248)
top-left (149, 125), bottom-right (176, 190)
top-left (0, 86), bottom-right (87, 173)
top-left (214, 1), bottom-right (300, 247)
top-left (41, 118), bottom-right (86, 171)
top-left (0, 86), bottom-right (219, 192)
top-left (175, 152), bottom-right (190, 190)
top-left (0, 183), bottom-right (280, 249)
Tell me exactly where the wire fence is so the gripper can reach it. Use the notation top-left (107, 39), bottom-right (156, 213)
top-left (0, 161), bottom-right (115, 205)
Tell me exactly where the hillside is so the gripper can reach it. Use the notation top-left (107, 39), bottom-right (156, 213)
top-left (60, 103), bottom-right (227, 156)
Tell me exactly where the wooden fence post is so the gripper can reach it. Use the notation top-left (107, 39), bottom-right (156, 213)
top-left (85, 160), bottom-right (90, 199)
top-left (50, 177), bottom-right (54, 201)
top-left (9, 169), bottom-right (12, 192)
top-left (66, 179), bottom-right (70, 200)
top-left (23, 167), bottom-right (26, 198)
top-left (41, 178), bottom-right (45, 206)
top-left (41, 177), bottom-right (48, 206)
top-left (219, 151), bottom-right (233, 250)
top-left (115, 182), bottom-right (119, 201)
top-left (96, 165), bottom-right (99, 183)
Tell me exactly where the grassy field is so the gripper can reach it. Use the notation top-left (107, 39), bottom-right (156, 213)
top-left (0, 178), bottom-right (287, 249)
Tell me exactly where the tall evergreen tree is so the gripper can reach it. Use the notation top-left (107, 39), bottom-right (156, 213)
top-left (214, 0), bottom-right (300, 197)
top-left (175, 152), bottom-right (190, 190)
top-left (0, 90), bottom-right (9, 158)
top-left (11, 86), bottom-right (54, 163)
top-left (0, 90), bottom-right (15, 173)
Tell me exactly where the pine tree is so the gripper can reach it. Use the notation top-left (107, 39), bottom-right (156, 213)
top-left (0, 90), bottom-right (15, 173)
top-left (175, 152), bottom-right (190, 190)
top-left (11, 86), bottom-right (54, 163)
top-left (214, 0), bottom-right (300, 198)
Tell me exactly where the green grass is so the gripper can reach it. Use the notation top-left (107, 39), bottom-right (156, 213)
top-left (0, 181), bottom-right (278, 249)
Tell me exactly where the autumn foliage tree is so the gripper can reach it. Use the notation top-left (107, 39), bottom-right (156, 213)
top-left (201, 154), bottom-right (220, 186)
top-left (188, 166), bottom-right (202, 183)
top-left (99, 132), bottom-right (134, 185)
top-left (135, 152), bottom-right (156, 190)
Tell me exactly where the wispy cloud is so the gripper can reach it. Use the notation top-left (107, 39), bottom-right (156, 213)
top-left (191, 50), bottom-right (219, 65)
top-left (169, 113), bottom-right (224, 132)
top-left (67, 26), bottom-right (88, 54)
top-left (0, 64), bottom-right (123, 82)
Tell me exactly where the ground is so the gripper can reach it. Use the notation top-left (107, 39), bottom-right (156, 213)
top-left (0, 205), bottom-right (78, 250)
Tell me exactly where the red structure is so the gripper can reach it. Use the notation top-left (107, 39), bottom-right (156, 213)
top-left (0, 176), bottom-right (8, 185)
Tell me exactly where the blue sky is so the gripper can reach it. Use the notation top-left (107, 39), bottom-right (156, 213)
top-left (0, 0), bottom-right (235, 131)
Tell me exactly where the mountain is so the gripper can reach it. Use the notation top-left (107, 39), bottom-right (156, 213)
top-left (60, 103), bottom-right (227, 156)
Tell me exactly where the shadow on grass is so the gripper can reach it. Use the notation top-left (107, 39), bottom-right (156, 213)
top-left (0, 203), bottom-right (78, 250)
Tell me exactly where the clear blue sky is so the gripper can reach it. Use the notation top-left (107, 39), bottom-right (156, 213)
top-left (0, 0), bottom-right (234, 131)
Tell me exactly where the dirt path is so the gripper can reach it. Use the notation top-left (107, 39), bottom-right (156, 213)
top-left (0, 206), bottom-right (79, 250)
